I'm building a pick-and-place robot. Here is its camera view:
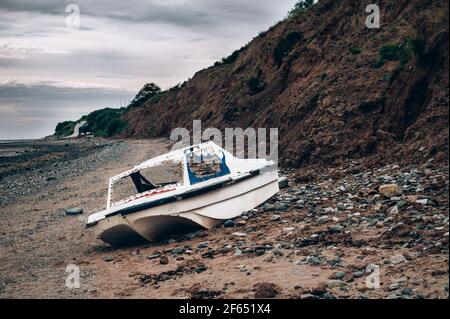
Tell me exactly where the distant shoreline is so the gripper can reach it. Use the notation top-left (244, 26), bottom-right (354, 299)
top-left (0, 139), bottom-right (39, 144)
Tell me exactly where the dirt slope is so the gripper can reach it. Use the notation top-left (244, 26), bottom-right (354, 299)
top-left (123, 0), bottom-right (449, 167)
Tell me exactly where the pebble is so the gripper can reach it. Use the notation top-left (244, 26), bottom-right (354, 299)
top-left (328, 225), bottom-right (344, 234)
top-left (197, 242), bottom-right (209, 249)
top-left (263, 204), bottom-right (276, 212)
top-left (389, 206), bottom-right (399, 214)
top-left (396, 200), bottom-right (407, 208)
top-left (172, 247), bottom-right (185, 255)
top-left (275, 203), bottom-right (288, 212)
top-left (379, 184), bottom-right (402, 197)
top-left (376, 221), bottom-right (385, 228)
top-left (273, 244), bottom-right (284, 256)
top-left (255, 249), bottom-right (265, 256)
top-left (224, 220), bottom-right (236, 228)
top-left (278, 177), bottom-right (289, 189)
top-left (390, 254), bottom-right (406, 265)
top-left (282, 227), bottom-right (295, 233)
top-left (232, 232), bottom-right (247, 237)
top-left (389, 283), bottom-right (401, 291)
top-left (317, 216), bottom-right (330, 224)
top-left (416, 199), bottom-right (429, 205)
top-left (306, 256), bottom-right (321, 265)
top-left (65, 207), bottom-right (83, 216)
top-left (254, 282), bottom-right (279, 299)
top-left (270, 214), bottom-right (281, 221)
top-left (327, 280), bottom-right (346, 289)
top-left (159, 255), bottom-right (169, 265)
top-left (335, 271), bottom-right (346, 280)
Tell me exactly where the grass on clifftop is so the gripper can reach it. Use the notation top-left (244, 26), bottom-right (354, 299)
top-left (54, 107), bottom-right (128, 138)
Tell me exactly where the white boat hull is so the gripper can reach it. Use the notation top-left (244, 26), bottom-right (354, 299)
top-left (92, 170), bottom-right (278, 246)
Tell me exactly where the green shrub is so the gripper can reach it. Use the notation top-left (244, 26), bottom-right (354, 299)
top-left (105, 118), bottom-right (127, 137)
top-left (373, 38), bottom-right (419, 68)
top-left (128, 83), bottom-right (161, 108)
top-left (215, 45), bottom-right (248, 66)
top-left (274, 31), bottom-right (303, 66)
top-left (288, 0), bottom-right (315, 18)
top-left (85, 108), bottom-right (127, 137)
top-left (54, 121), bottom-right (77, 137)
top-left (379, 44), bottom-right (410, 64)
top-left (246, 76), bottom-right (265, 95)
top-left (349, 46), bottom-right (362, 55)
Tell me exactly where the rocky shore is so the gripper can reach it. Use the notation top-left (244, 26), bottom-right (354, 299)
top-left (0, 139), bottom-right (448, 299)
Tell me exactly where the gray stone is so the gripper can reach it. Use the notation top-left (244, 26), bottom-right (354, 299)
top-left (327, 280), bottom-right (346, 289)
top-left (104, 256), bottom-right (114, 262)
top-left (65, 207), bottom-right (83, 216)
top-left (273, 244), bottom-right (284, 256)
top-left (328, 225), bottom-right (344, 234)
top-left (390, 254), bottom-right (406, 265)
top-left (306, 256), bottom-right (321, 265)
top-left (379, 184), bottom-right (403, 197)
top-left (147, 254), bottom-right (161, 260)
top-left (318, 216), bottom-right (330, 224)
top-left (275, 203), bottom-right (288, 212)
top-left (396, 200), bottom-right (407, 208)
top-left (197, 242), bottom-right (209, 249)
top-left (416, 199), bottom-right (429, 205)
top-left (282, 227), bottom-right (295, 233)
top-left (224, 220), bottom-right (236, 228)
top-left (335, 271), bottom-right (346, 280)
top-left (159, 255), bottom-right (169, 265)
top-left (278, 177), bottom-right (289, 189)
top-left (232, 232), bottom-right (247, 237)
top-left (270, 214), bottom-right (281, 221)
top-left (172, 247), bottom-right (185, 255)
top-left (255, 249), bottom-right (265, 256)
top-left (263, 204), bottom-right (276, 212)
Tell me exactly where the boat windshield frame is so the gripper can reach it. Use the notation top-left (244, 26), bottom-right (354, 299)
top-left (106, 142), bottom-right (232, 209)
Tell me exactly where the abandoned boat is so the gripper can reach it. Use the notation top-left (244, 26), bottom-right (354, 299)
top-left (86, 141), bottom-right (279, 246)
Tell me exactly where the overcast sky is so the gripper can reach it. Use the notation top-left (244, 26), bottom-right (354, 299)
top-left (0, 0), bottom-right (298, 139)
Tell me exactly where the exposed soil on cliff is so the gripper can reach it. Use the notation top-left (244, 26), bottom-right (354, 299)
top-left (122, 0), bottom-right (449, 168)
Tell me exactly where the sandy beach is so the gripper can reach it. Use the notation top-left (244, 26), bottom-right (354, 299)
top-left (0, 138), bottom-right (448, 299)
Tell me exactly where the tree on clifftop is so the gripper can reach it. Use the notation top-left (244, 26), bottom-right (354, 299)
top-left (288, 0), bottom-right (315, 17)
top-left (128, 83), bottom-right (161, 108)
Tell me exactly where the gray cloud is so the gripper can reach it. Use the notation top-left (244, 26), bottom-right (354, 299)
top-left (0, 0), bottom-right (298, 139)
top-left (0, 81), bottom-right (133, 139)
top-left (0, 0), bottom-right (290, 27)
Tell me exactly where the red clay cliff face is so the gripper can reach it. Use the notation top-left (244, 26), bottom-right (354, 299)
top-left (123, 0), bottom-right (449, 168)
